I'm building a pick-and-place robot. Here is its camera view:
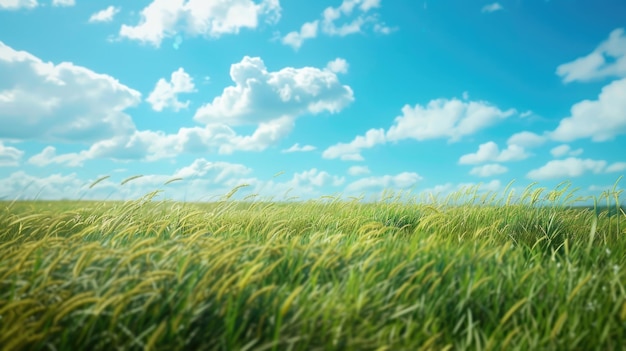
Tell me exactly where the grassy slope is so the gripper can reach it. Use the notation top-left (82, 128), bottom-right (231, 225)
top-left (0, 184), bottom-right (625, 351)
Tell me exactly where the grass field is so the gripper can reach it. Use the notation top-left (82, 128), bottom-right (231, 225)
top-left (1, 179), bottom-right (625, 350)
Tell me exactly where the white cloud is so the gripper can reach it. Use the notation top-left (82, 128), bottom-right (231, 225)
top-left (52, 0), bottom-right (73, 7)
top-left (458, 141), bottom-right (529, 165)
top-left (194, 56), bottom-right (354, 126)
top-left (556, 28), bottom-right (626, 83)
top-left (38, 118), bottom-right (304, 165)
top-left (324, 98), bottom-right (516, 161)
top-left (321, 0), bottom-right (383, 37)
top-left (606, 162), bottom-right (626, 173)
top-left (173, 158), bottom-right (252, 181)
top-left (507, 131), bottom-right (546, 148)
top-left (242, 168), bottom-right (345, 200)
top-left (345, 172), bottom-right (422, 193)
top-left (322, 128), bottom-right (385, 161)
top-left (0, 141), bottom-right (23, 166)
top-left (147, 67), bottom-right (196, 112)
top-left (27, 146), bottom-right (86, 167)
top-left (294, 168), bottom-right (345, 187)
top-left (520, 110), bottom-right (533, 118)
top-left (550, 144), bottom-right (583, 158)
top-left (281, 143), bottom-right (316, 153)
top-left (119, 0), bottom-right (281, 47)
top-left (481, 3), bottom-right (503, 13)
top-left (0, 41), bottom-right (141, 143)
top-left (348, 165), bottom-right (370, 176)
top-left (386, 98), bottom-right (516, 143)
top-left (281, 0), bottom-right (390, 49)
top-left (527, 157), bottom-right (607, 180)
top-left (0, 171), bottom-right (84, 200)
top-left (325, 58), bottom-right (349, 74)
top-left (281, 20), bottom-right (318, 50)
top-left (549, 78), bottom-right (626, 142)
top-left (89, 6), bottom-right (120, 23)
top-left (0, 0), bottom-right (37, 9)
top-left (469, 164), bottom-right (508, 177)
top-left (419, 179), bottom-right (502, 200)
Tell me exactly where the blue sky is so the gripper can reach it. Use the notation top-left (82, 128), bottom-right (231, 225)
top-left (0, 0), bottom-right (625, 203)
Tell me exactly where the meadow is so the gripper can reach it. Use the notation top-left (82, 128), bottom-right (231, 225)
top-left (0, 179), bottom-right (625, 350)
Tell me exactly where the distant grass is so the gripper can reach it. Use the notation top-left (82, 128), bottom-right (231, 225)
top-left (0, 179), bottom-right (625, 350)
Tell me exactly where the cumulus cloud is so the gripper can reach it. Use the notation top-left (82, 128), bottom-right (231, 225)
top-left (194, 56), bottom-right (354, 126)
top-left (52, 0), bottom-right (74, 6)
top-left (89, 6), bottom-right (120, 23)
top-left (550, 144), bottom-right (583, 158)
top-left (147, 67), bottom-right (196, 112)
top-left (324, 98), bottom-right (515, 161)
top-left (281, 143), bottom-right (316, 153)
top-left (458, 141), bottom-right (530, 165)
top-left (281, 20), bottom-right (318, 50)
top-left (347, 165), bottom-right (370, 176)
top-left (0, 0), bottom-right (37, 9)
top-left (469, 164), bottom-right (508, 177)
top-left (549, 78), bottom-right (626, 142)
top-left (556, 28), bottom-right (626, 83)
top-left (386, 98), bottom-right (515, 142)
top-left (481, 3), bottom-right (503, 13)
top-left (345, 172), bottom-right (422, 193)
top-left (527, 157), bottom-right (607, 180)
top-left (0, 141), bottom-right (24, 166)
top-left (0, 41), bottom-right (141, 143)
top-left (119, 0), bottom-right (281, 47)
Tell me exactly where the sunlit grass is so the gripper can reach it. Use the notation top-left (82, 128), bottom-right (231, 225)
top-left (0, 178), bottom-right (625, 350)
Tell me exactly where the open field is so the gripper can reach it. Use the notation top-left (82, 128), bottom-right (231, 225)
top-left (1, 181), bottom-right (625, 350)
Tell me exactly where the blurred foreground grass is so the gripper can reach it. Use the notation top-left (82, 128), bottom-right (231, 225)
top-left (0, 180), bottom-right (625, 350)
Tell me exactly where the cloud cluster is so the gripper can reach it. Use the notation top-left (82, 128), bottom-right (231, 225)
top-left (281, 0), bottom-right (393, 50)
top-left (119, 0), bottom-right (281, 47)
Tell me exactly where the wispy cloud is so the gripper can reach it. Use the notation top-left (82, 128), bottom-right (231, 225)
top-left (281, 143), bottom-right (316, 153)
top-left (481, 2), bottom-right (503, 13)
top-left (89, 6), bottom-right (120, 23)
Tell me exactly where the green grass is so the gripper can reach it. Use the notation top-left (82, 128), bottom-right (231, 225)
top-left (0, 180), bottom-right (625, 350)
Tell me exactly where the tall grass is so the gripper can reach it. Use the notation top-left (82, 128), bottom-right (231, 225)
top-left (0, 179), bottom-right (624, 350)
